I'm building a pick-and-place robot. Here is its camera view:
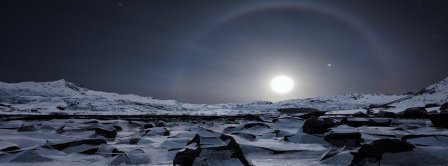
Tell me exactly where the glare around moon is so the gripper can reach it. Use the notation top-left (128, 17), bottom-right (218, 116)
top-left (270, 75), bottom-right (294, 94)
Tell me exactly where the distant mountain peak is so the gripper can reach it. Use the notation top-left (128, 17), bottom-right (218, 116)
top-left (418, 77), bottom-right (448, 95)
top-left (56, 79), bottom-right (85, 92)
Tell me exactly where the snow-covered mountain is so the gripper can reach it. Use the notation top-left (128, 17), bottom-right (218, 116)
top-left (385, 77), bottom-right (448, 112)
top-left (0, 78), bottom-right (446, 115)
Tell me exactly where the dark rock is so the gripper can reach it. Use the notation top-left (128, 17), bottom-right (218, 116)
top-left (297, 111), bottom-right (326, 119)
top-left (352, 111), bottom-right (368, 117)
top-left (243, 123), bottom-right (270, 129)
top-left (272, 130), bottom-right (292, 137)
top-left (55, 125), bottom-right (65, 134)
top-left (398, 107), bottom-right (428, 119)
top-left (324, 131), bottom-right (362, 147)
top-left (173, 128), bottom-right (253, 166)
top-left (440, 102), bottom-right (448, 111)
top-left (56, 106), bottom-right (65, 110)
top-left (95, 126), bottom-right (117, 138)
top-left (128, 121), bottom-right (145, 128)
top-left (129, 138), bottom-right (141, 144)
top-left (376, 111), bottom-right (397, 118)
top-left (49, 112), bottom-right (68, 116)
top-left (429, 113), bottom-right (448, 128)
top-left (141, 123), bottom-right (154, 129)
top-left (83, 120), bottom-right (99, 124)
top-left (240, 114), bottom-right (264, 121)
top-left (425, 103), bottom-right (440, 108)
top-left (302, 117), bottom-right (338, 134)
top-left (371, 138), bottom-right (415, 153)
top-left (351, 139), bottom-right (415, 165)
top-left (0, 141), bottom-right (20, 152)
top-left (173, 148), bottom-right (200, 166)
top-left (17, 125), bottom-right (38, 132)
top-left (113, 125), bottom-right (122, 131)
top-left (351, 144), bottom-right (381, 165)
top-left (278, 107), bottom-right (320, 115)
top-left (341, 117), bottom-right (392, 127)
top-left (0, 103), bottom-right (12, 107)
top-left (155, 121), bottom-right (165, 127)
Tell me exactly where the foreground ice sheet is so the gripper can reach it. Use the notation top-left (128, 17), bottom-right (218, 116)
top-left (0, 118), bottom-right (327, 166)
top-left (0, 114), bottom-right (446, 166)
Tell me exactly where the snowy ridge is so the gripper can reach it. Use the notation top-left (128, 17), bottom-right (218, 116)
top-left (272, 93), bottom-right (407, 111)
top-left (0, 77), bottom-right (447, 115)
top-left (0, 80), bottom-right (184, 115)
top-left (388, 77), bottom-right (448, 111)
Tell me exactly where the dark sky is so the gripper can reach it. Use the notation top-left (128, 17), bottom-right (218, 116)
top-left (1, 0), bottom-right (448, 104)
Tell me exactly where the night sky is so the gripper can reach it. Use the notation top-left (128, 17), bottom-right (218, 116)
top-left (1, 0), bottom-right (448, 104)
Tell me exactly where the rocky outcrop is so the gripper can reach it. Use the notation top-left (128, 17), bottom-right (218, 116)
top-left (440, 102), bottom-right (448, 111)
top-left (94, 126), bottom-right (118, 138)
top-left (324, 131), bottom-right (362, 147)
top-left (429, 112), bottom-right (448, 128)
top-left (302, 117), bottom-right (338, 134)
top-left (398, 107), bottom-right (428, 119)
top-left (351, 139), bottom-right (415, 165)
top-left (341, 117), bottom-right (392, 127)
top-left (376, 111), bottom-right (397, 118)
top-left (173, 128), bottom-right (253, 166)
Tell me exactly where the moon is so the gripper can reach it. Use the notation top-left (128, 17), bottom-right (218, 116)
top-left (270, 75), bottom-right (294, 94)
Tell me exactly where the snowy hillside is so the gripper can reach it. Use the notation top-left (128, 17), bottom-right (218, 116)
top-left (390, 77), bottom-right (448, 108)
top-left (0, 80), bottom-right (185, 115)
top-left (380, 77), bottom-right (448, 113)
top-left (0, 78), bottom-right (447, 115)
top-left (272, 93), bottom-right (407, 111)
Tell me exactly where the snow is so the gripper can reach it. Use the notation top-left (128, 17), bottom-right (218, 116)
top-left (387, 77), bottom-right (448, 111)
top-left (3, 77), bottom-right (447, 115)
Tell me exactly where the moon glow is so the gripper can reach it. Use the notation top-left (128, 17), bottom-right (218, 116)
top-left (270, 75), bottom-right (294, 94)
